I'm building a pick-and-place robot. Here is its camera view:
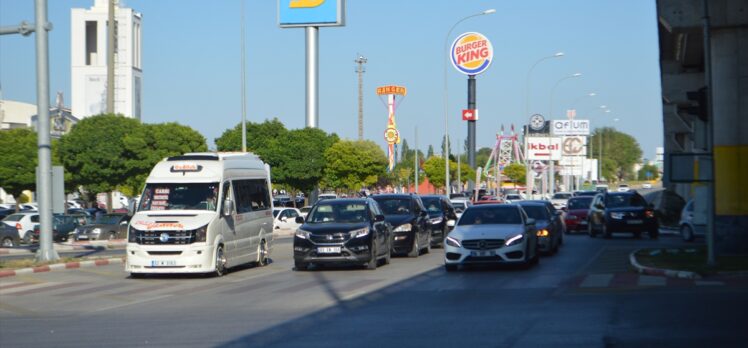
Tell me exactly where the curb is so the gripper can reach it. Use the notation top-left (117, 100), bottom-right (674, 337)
top-left (629, 249), bottom-right (702, 280)
top-left (0, 257), bottom-right (124, 278)
top-left (0, 241), bottom-right (127, 255)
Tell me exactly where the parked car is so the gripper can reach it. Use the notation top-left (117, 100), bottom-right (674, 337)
top-left (2, 212), bottom-right (39, 244)
top-left (74, 213), bottom-right (130, 241)
top-left (0, 208), bottom-right (14, 220)
top-left (299, 206), bottom-right (313, 218)
top-left (0, 223), bottom-right (21, 247)
top-left (273, 207), bottom-right (302, 231)
top-left (518, 201), bottom-right (563, 254)
top-left (550, 192), bottom-right (573, 210)
top-left (524, 200), bottom-right (567, 234)
top-left (679, 199), bottom-right (705, 242)
top-left (371, 194), bottom-right (431, 257)
top-left (588, 192), bottom-right (658, 239)
top-left (450, 199), bottom-right (473, 219)
top-left (444, 204), bottom-right (539, 271)
top-left (420, 195), bottom-right (457, 248)
top-left (617, 184), bottom-right (631, 192)
top-left (293, 198), bottom-right (392, 270)
top-left (641, 183), bottom-right (653, 189)
top-left (564, 196), bottom-right (594, 233)
top-left (272, 195), bottom-right (293, 207)
top-left (473, 196), bottom-right (504, 205)
top-left (642, 189), bottom-right (685, 229)
top-left (32, 214), bottom-right (79, 242)
top-left (573, 191), bottom-right (599, 197)
top-left (504, 194), bottom-right (524, 203)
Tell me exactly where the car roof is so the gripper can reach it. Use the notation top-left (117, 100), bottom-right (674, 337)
top-left (371, 194), bottom-right (413, 199)
top-left (517, 201), bottom-right (546, 207)
top-left (315, 198), bottom-right (368, 204)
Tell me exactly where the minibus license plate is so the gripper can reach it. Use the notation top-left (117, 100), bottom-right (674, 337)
top-left (470, 250), bottom-right (496, 257)
top-left (151, 260), bottom-right (176, 266)
top-left (317, 246), bottom-right (341, 254)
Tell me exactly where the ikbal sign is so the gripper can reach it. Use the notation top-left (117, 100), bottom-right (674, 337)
top-left (526, 137), bottom-right (562, 160)
top-left (551, 119), bottom-right (590, 136)
top-left (451, 32), bottom-right (493, 76)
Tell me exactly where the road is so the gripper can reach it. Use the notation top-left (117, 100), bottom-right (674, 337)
top-left (1, 233), bottom-right (746, 347)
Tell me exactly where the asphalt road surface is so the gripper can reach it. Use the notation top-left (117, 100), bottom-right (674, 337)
top-left (1, 233), bottom-right (746, 348)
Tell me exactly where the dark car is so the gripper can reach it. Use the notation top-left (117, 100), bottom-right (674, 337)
top-left (564, 196), bottom-right (594, 233)
top-left (518, 202), bottom-right (563, 254)
top-left (371, 194), bottom-right (432, 257)
top-left (0, 223), bottom-right (21, 248)
top-left (524, 200), bottom-right (567, 234)
top-left (588, 192), bottom-right (658, 239)
top-left (420, 195), bottom-right (458, 248)
top-left (0, 208), bottom-right (14, 220)
top-left (474, 195), bottom-right (504, 205)
top-left (293, 198), bottom-right (392, 270)
top-left (32, 214), bottom-right (80, 243)
top-left (74, 213), bottom-right (131, 241)
top-left (573, 191), bottom-right (599, 197)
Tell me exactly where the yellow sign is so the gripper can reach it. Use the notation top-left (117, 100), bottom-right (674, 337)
top-left (384, 126), bottom-right (400, 145)
top-left (289, 0), bottom-right (325, 8)
top-left (376, 85), bottom-right (407, 96)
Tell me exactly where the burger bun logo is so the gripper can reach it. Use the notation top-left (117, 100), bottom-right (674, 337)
top-left (451, 32), bottom-right (493, 76)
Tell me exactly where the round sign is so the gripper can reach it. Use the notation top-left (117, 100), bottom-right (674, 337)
top-left (384, 126), bottom-right (400, 145)
top-left (450, 32), bottom-right (493, 76)
top-left (529, 114), bottom-right (545, 131)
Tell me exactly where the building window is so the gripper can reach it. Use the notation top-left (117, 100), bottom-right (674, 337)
top-left (85, 21), bottom-right (98, 65)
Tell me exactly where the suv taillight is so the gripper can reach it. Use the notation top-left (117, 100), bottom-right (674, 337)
top-left (16, 223), bottom-right (22, 230)
top-left (645, 210), bottom-right (655, 218)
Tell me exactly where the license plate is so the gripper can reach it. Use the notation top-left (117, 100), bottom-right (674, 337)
top-left (579, 221), bottom-right (587, 225)
top-left (470, 250), bottom-right (496, 257)
top-left (317, 246), bottom-right (341, 254)
top-left (627, 219), bottom-right (643, 224)
top-left (151, 260), bottom-right (176, 266)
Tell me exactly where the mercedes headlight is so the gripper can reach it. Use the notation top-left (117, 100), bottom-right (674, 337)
top-left (393, 223), bottom-right (412, 232)
top-left (446, 236), bottom-right (461, 247)
top-left (349, 228), bottom-right (370, 238)
top-left (295, 229), bottom-right (311, 239)
top-left (505, 234), bottom-right (524, 246)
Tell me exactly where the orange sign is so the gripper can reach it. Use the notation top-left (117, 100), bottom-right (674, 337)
top-left (376, 85), bottom-right (407, 96)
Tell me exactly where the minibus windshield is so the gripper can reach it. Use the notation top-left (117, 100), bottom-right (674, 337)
top-left (139, 183), bottom-right (220, 211)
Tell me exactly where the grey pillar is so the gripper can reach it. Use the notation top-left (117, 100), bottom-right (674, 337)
top-left (34, 0), bottom-right (58, 262)
top-left (467, 75), bottom-right (476, 168)
top-left (305, 26), bottom-right (319, 128)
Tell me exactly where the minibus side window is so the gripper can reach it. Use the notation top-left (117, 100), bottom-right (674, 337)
top-left (249, 179), bottom-right (270, 211)
top-left (233, 180), bottom-right (252, 214)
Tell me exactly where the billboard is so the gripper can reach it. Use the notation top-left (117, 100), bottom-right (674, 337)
top-left (450, 32), bottom-right (493, 76)
top-left (562, 136), bottom-right (587, 156)
top-left (278, 0), bottom-right (345, 28)
top-left (551, 119), bottom-right (590, 136)
top-left (526, 137), bottom-right (562, 160)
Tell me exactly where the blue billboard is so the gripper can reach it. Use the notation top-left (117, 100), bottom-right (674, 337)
top-left (278, 0), bottom-right (345, 28)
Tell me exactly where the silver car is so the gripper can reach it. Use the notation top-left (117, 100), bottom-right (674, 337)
top-left (679, 199), bottom-right (705, 241)
top-left (444, 204), bottom-right (539, 271)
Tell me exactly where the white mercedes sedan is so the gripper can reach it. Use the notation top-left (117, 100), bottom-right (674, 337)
top-left (444, 204), bottom-right (539, 271)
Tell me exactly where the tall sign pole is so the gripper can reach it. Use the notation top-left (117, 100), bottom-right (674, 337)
top-left (305, 26), bottom-right (319, 128)
top-left (106, 0), bottom-right (115, 114)
top-left (450, 32), bottom-right (493, 192)
top-left (355, 55), bottom-right (367, 140)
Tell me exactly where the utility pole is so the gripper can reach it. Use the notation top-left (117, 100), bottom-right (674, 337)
top-left (106, 0), bottom-right (115, 114)
top-left (241, 0), bottom-right (247, 152)
top-left (415, 127), bottom-right (419, 194)
top-left (355, 55), bottom-right (367, 140)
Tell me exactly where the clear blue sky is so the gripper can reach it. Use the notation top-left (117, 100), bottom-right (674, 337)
top-left (1, 0), bottom-right (663, 160)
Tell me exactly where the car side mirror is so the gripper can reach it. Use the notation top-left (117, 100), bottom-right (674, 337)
top-left (561, 207), bottom-right (568, 212)
top-left (223, 199), bottom-right (234, 217)
top-left (120, 221), bottom-right (128, 226)
top-left (447, 219), bottom-right (456, 228)
top-left (281, 216), bottom-right (288, 222)
top-left (375, 214), bottom-right (385, 222)
top-left (295, 216), bottom-right (305, 224)
top-left (526, 218), bottom-right (536, 226)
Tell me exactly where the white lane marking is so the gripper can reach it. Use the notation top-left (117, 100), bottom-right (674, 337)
top-left (0, 282), bottom-right (61, 295)
top-left (579, 273), bottom-right (614, 288)
top-left (88, 294), bottom-right (173, 313)
top-left (695, 281), bottom-right (724, 286)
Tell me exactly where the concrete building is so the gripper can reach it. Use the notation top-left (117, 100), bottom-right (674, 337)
top-left (0, 99), bottom-right (36, 130)
top-left (71, 0), bottom-right (142, 119)
top-left (657, 0), bottom-right (747, 253)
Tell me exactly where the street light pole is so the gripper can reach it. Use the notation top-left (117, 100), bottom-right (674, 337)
top-left (241, 0), bottom-right (247, 152)
top-left (548, 73), bottom-right (582, 195)
top-left (443, 9), bottom-right (495, 197)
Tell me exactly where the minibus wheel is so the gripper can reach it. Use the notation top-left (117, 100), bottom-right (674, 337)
top-left (214, 245), bottom-right (226, 277)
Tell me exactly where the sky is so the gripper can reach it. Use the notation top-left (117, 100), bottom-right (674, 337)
top-left (0, 0), bottom-right (663, 160)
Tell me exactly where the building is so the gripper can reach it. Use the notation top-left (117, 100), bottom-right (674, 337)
top-left (0, 99), bottom-right (36, 130)
top-left (71, 0), bottom-right (142, 119)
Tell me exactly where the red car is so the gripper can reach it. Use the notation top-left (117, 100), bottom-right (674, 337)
top-left (563, 196), bottom-right (594, 233)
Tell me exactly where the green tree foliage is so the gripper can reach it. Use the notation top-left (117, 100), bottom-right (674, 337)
top-left (58, 114), bottom-right (142, 195)
top-left (271, 128), bottom-right (339, 194)
top-left (422, 156), bottom-right (448, 189)
top-left (440, 135), bottom-right (451, 157)
top-left (0, 128), bottom-right (37, 209)
top-left (214, 118), bottom-right (287, 153)
top-left (591, 127), bottom-right (643, 181)
top-left (322, 140), bottom-right (387, 191)
top-left (637, 163), bottom-right (660, 181)
top-left (427, 144), bottom-right (434, 158)
top-left (475, 147), bottom-right (493, 169)
top-left (454, 162), bottom-right (476, 188)
top-left (122, 122), bottom-right (208, 194)
top-left (502, 163), bottom-right (526, 184)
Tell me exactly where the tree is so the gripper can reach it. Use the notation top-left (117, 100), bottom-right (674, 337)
top-left (637, 163), bottom-right (660, 181)
top-left (475, 147), bottom-right (493, 169)
top-left (271, 128), bottom-right (339, 196)
top-left (59, 114), bottom-right (143, 210)
top-left (400, 139), bottom-right (410, 163)
top-left (427, 144), bottom-right (434, 158)
top-left (440, 135), bottom-right (451, 157)
top-left (503, 163), bottom-right (526, 185)
top-left (591, 127), bottom-right (642, 182)
top-left (322, 140), bottom-right (387, 191)
top-left (0, 129), bottom-right (37, 211)
top-left (122, 122), bottom-right (208, 194)
top-left (214, 118), bottom-right (288, 153)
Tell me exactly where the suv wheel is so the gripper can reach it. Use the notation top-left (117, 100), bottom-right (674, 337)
top-left (681, 225), bottom-right (694, 242)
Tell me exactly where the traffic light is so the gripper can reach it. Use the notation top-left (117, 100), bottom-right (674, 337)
top-left (685, 87), bottom-right (708, 122)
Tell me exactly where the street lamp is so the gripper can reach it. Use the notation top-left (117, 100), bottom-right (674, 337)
top-left (443, 8), bottom-right (495, 196)
top-left (524, 52), bottom-right (564, 118)
top-left (570, 92), bottom-right (596, 112)
top-left (549, 73), bottom-right (582, 118)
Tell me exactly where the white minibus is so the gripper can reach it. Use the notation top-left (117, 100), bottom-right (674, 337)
top-left (126, 152), bottom-right (273, 276)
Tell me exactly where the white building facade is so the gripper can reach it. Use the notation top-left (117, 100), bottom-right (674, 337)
top-left (71, 0), bottom-right (142, 119)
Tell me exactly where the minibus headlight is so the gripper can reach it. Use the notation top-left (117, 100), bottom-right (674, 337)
top-left (128, 227), bottom-right (139, 243)
top-left (194, 225), bottom-right (208, 242)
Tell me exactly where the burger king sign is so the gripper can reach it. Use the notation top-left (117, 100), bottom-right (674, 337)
top-left (450, 32), bottom-right (493, 76)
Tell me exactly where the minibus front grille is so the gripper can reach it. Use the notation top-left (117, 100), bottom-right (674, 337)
top-left (135, 230), bottom-right (197, 245)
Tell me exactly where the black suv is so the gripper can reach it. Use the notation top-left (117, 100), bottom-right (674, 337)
top-left (371, 194), bottom-right (432, 257)
top-left (588, 191), bottom-right (658, 239)
top-left (419, 195), bottom-right (457, 248)
top-left (293, 198), bottom-right (392, 270)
